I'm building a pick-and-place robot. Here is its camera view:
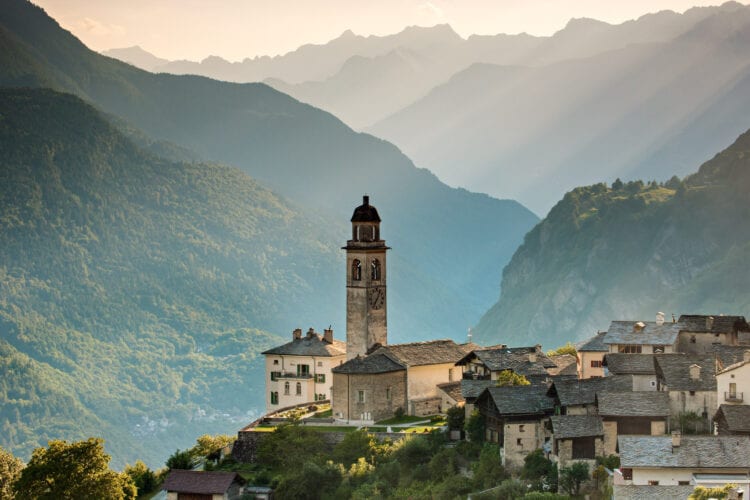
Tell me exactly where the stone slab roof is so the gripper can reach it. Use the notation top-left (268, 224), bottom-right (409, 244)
top-left (714, 404), bottom-right (750, 433)
top-left (548, 354), bottom-right (578, 377)
top-left (332, 352), bottom-right (405, 374)
top-left (578, 332), bottom-right (609, 352)
top-left (619, 435), bottom-right (750, 468)
top-left (550, 415), bottom-right (604, 439)
top-left (437, 381), bottom-right (463, 403)
top-left (597, 391), bottom-right (669, 417)
top-left (377, 339), bottom-right (467, 367)
top-left (461, 379), bottom-right (493, 400)
top-left (603, 353), bottom-right (656, 374)
top-left (654, 354), bottom-right (716, 392)
top-left (262, 331), bottom-right (346, 357)
top-left (613, 485), bottom-right (695, 500)
top-left (678, 315), bottom-right (749, 333)
top-left (548, 375), bottom-right (633, 407)
top-left (456, 346), bottom-right (556, 376)
top-left (482, 384), bottom-right (554, 416)
top-left (163, 470), bottom-right (242, 494)
top-left (603, 320), bottom-right (680, 346)
top-left (713, 345), bottom-right (750, 369)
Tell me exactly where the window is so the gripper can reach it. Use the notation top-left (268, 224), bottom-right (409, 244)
top-left (621, 468), bottom-right (633, 480)
top-left (648, 481), bottom-right (660, 486)
top-left (317, 361), bottom-right (323, 367)
top-left (618, 345), bottom-right (642, 354)
top-left (271, 392), bottom-right (279, 405)
top-left (690, 335), bottom-right (696, 344)
top-left (297, 364), bottom-right (310, 377)
top-left (730, 382), bottom-right (737, 398)
top-left (315, 374), bottom-right (325, 383)
top-left (590, 360), bottom-right (603, 368)
top-left (357, 390), bottom-right (366, 403)
top-left (296, 382), bottom-right (302, 396)
top-left (448, 368), bottom-right (454, 382)
top-left (678, 481), bottom-right (690, 486)
top-left (352, 259), bottom-right (362, 281)
top-left (284, 382), bottom-right (290, 395)
top-left (273, 359), bottom-right (279, 365)
top-left (689, 390), bottom-right (696, 396)
top-left (519, 425), bottom-right (525, 432)
top-left (517, 438), bottom-right (523, 447)
top-left (653, 345), bottom-right (665, 353)
top-left (270, 371), bottom-right (281, 381)
top-left (371, 259), bottom-right (381, 280)
top-left (386, 386), bottom-right (391, 400)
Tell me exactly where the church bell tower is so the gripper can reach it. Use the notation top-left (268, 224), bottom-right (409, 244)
top-left (344, 195), bottom-right (389, 359)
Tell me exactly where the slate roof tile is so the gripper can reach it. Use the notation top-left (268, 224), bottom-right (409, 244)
top-left (578, 332), bottom-right (608, 352)
top-left (332, 352), bottom-right (405, 374)
top-left (619, 435), bottom-right (750, 468)
top-left (262, 331), bottom-right (346, 357)
top-left (654, 354), bottom-right (716, 392)
top-left (163, 470), bottom-right (242, 494)
top-left (603, 353), bottom-right (656, 375)
top-left (548, 375), bottom-right (633, 407)
top-left (603, 321), bottom-right (681, 346)
top-left (550, 415), bottom-right (604, 439)
top-left (461, 379), bottom-right (493, 400)
top-left (377, 340), bottom-right (468, 367)
top-left (597, 391), bottom-right (669, 417)
top-left (714, 404), bottom-right (750, 433)
top-left (482, 384), bottom-right (554, 416)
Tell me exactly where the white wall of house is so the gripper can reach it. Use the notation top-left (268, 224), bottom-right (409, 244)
top-left (716, 362), bottom-right (750, 409)
top-left (630, 467), bottom-right (750, 488)
top-left (578, 351), bottom-right (605, 379)
top-left (407, 363), bottom-right (456, 402)
top-left (608, 344), bottom-right (674, 354)
top-left (633, 374), bottom-right (658, 391)
top-left (264, 353), bottom-right (345, 413)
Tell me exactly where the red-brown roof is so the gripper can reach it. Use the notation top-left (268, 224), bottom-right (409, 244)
top-left (163, 470), bottom-right (242, 494)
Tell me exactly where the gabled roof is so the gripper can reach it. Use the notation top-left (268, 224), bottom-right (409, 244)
top-left (548, 375), bottom-right (632, 407)
top-left (455, 346), bottom-right (556, 376)
top-left (547, 354), bottom-right (578, 377)
top-left (262, 331), bottom-right (346, 357)
top-left (578, 332), bottom-right (608, 352)
top-left (654, 354), bottom-right (716, 392)
top-left (550, 415), bottom-right (604, 439)
top-left (479, 385), bottom-right (554, 416)
top-left (461, 379), bottom-right (493, 400)
top-left (678, 315), bottom-right (749, 334)
top-left (375, 339), bottom-right (468, 367)
top-left (714, 405), bottom-right (750, 433)
top-left (603, 354), bottom-right (656, 375)
top-left (603, 321), bottom-right (680, 346)
top-left (437, 381), bottom-right (463, 403)
top-left (332, 352), bottom-right (405, 374)
top-left (717, 355), bottom-right (750, 375)
top-left (619, 435), bottom-right (750, 468)
top-left (597, 391), bottom-right (669, 417)
top-left (613, 485), bottom-right (695, 500)
top-left (163, 470), bottom-right (243, 494)
top-left (712, 345), bottom-right (750, 369)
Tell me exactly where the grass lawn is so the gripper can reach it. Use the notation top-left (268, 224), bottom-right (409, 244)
top-left (375, 415), bottom-right (432, 425)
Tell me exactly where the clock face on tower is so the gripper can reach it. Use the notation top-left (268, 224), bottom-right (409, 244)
top-left (367, 287), bottom-right (385, 310)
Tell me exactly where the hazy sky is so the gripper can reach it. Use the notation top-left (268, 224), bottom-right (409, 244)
top-left (34, 0), bottom-right (747, 61)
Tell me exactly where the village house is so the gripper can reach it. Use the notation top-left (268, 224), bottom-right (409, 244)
top-left (616, 434), bottom-right (750, 492)
top-left (602, 318), bottom-right (680, 354)
top-left (436, 381), bottom-right (463, 410)
top-left (547, 375), bottom-right (632, 416)
top-left (455, 345), bottom-right (557, 384)
top-left (474, 384), bottom-right (555, 469)
top-left (713, 404), bottom-right (750, 436)
top-left (549, 415), bottom-right (605, 467)
top-left (715, 350), bottom-right (750, 409)
top-left (162, 470), bottom-right (245, 500)
top-left (654, 354), bottom-right (716, 425)
top-left (602, 353), bottom-right (657, 391)
top-left (576, 332), bottom-right (608, 379)
top-left (262, 327), bottom-right (345, 414)
top-left (596, 391), bottom-right (669, 455)
top-left (460, 379), bottom-right (493, 419)
top-left (676, 315), bottom-right (749, 353)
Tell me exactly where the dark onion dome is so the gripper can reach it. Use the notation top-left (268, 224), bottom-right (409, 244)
top-left (351, 195), bottom-right (381, 222)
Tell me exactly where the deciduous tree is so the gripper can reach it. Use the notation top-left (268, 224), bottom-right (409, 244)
top-left (0, 445), bottom-right (23, 500)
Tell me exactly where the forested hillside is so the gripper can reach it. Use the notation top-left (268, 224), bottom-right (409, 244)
top-left (0, 88), bottom-right (344, 467)
top-left (474, 130), bottom-right (750, 347)
top-left (0, 0), bottom-right (538, 342)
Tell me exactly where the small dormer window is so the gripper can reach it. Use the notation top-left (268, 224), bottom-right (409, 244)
top-left (371, 259), bottom-right (381, 281)
top-left (352, 259), bottom-right (362, 281)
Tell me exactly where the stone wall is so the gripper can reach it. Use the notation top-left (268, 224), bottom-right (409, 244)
top-left (332, 370), bottom-right (407, 421)
top-left (410, 397), bottom-right (442, 417)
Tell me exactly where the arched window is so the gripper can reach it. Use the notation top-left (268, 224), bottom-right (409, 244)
top-left (352, 259), bottom-right (362, 281)
top-left (296, 382), bottom-right (302, 396)
top-left (371, 259), bottom-right (381, 281)
top-left (284, 382), bottom-right (290, 395)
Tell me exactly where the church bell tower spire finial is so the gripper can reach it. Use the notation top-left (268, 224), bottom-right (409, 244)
top-left (343, 195), bottom-right (389, 359)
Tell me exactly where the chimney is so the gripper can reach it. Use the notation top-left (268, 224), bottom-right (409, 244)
top-left (363, 195), bottom-right (369, 206)
top-left (656, 312), bottom-right (665, 326)
top-left (671, 431), bottom-right (681, 449)
top-left (324, 328), bottom-right (333, 344)
top-left (706, 316), bottom-right (714, 331)
top-left (744, 350), bottom-right (750, 363)
top-left (689, 364), bottom-right (701, 380)
top-left (672, 313), bottom-right (676, 323)
top-left (307, 327), bottom-right (315, 338)
top-left (529, 352), bottom-right (537, 363)
top-left (293, 328), bottom-right (302, 340)
top-left (634, 321), bottom-right (646, 332)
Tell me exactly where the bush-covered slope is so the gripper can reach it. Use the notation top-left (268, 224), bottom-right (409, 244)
top-left (0, 87), bottom-right (348, 467)
top-left (0, 0), bottom-right (538, 342)
top-left (474, 130), bottom-right (750, 347)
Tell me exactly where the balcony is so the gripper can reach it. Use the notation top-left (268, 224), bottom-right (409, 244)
top-left (725, 391), bottom-right (743, 403)
top-left (463, 372), bottom-right (490, 381)
top-left (270, 371), bottom-right (313, 381)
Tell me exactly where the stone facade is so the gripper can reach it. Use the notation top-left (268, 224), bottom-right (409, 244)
top-left (502, 420), bottom-right (549, 470)
top-left (332, 370), bottom-right (407, 422)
